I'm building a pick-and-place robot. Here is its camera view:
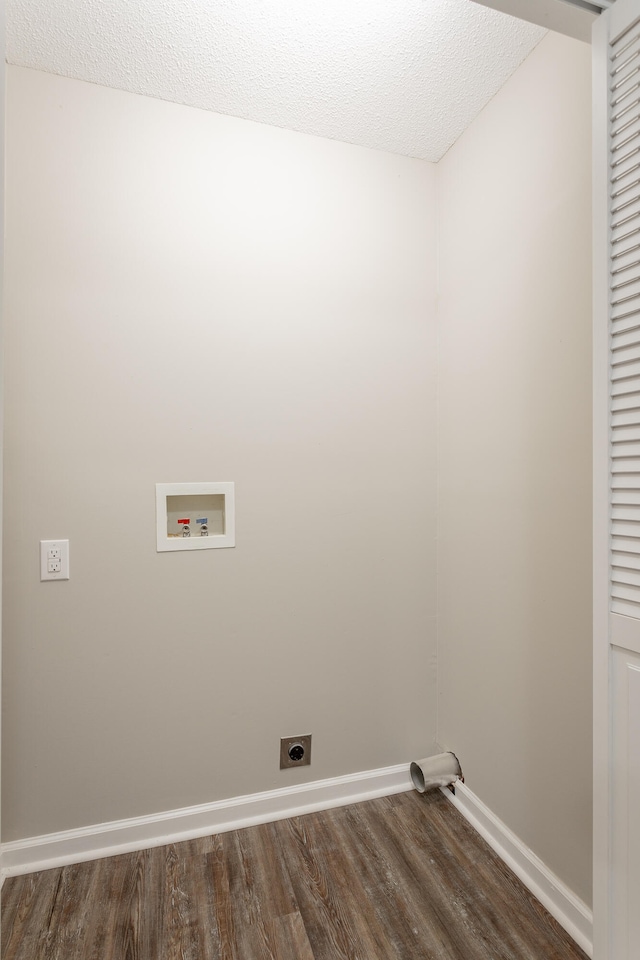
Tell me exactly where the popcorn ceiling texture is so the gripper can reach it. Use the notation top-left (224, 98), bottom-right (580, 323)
top-left (6, 0), bottom-right (545, 161)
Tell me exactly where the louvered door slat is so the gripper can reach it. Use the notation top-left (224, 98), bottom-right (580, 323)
top-left (612, 456), bottom-right (640, 470)
top-left (611, 390), bottom-right (640, 408)
top-left (612, 550), bottom-right (640, 570)
top-left (612, 324), bottom-right (640, 348)
top-left (612, 408), bottom-right (640, 425)
top-left (612, 520), bottom-right (640, 538)
top-left (611, 423), bottom-right (640, 441)
top-left (611, 471), bottom-right (640, 485)
top-left (612, 441), bottom-right (640, 458)
top-left (612, 491), bottom-right (640, 505)
top-left (610, 356), bottom-right (640, 378)
top-left (612, 566), bottom-right (640, 586)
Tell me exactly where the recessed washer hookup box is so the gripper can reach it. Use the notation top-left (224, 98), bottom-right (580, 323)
top-left (156, 482), bottom-right (235, 551)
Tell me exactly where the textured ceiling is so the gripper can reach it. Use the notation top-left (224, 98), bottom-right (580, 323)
top-left (6, 0), bottom-right (546, 162)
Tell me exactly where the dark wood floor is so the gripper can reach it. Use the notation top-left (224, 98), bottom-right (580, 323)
top-left (1, 789), bottom-right (588, 960)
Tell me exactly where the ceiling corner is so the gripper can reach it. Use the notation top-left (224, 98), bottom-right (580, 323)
top-left (470, 0), bottom-right (600, 44)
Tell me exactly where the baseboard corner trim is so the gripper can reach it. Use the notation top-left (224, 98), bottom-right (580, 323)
top-left (443, 780), bottom-right (593, 958)
top-left (1, 762), bottom-right (412, 878)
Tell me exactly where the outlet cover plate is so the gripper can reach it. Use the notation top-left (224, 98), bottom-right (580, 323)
top-left (40, 539), bottom-right (70, 581)
top-left (280, 734), bottom-right (312, 769)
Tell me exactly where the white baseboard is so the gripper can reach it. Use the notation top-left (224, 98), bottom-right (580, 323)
top-left (1, 763), bottom-right (412, 878)
top-left (0, 763), bottom-right (593, 958)
top-left (443, 780), bottom-right (593, 958)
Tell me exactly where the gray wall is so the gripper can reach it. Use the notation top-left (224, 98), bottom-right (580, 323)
top-left (437, 31), bottom-right (592, 904)
top-left (3, 30), bottom-right (593, 909)
top-left (2, 65), bottom-right (439, 840)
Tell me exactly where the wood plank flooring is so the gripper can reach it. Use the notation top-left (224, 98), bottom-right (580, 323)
top-left (1, 789), bottom-right (589, 960)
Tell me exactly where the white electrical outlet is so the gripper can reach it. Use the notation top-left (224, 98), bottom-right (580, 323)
top-left (40, 540), bottom-right (70, 581)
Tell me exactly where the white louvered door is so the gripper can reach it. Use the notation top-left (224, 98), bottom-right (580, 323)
top-left (610, 13), bottom-right (640, 617)
top-left (594, 2), bottom-right (640, 957)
